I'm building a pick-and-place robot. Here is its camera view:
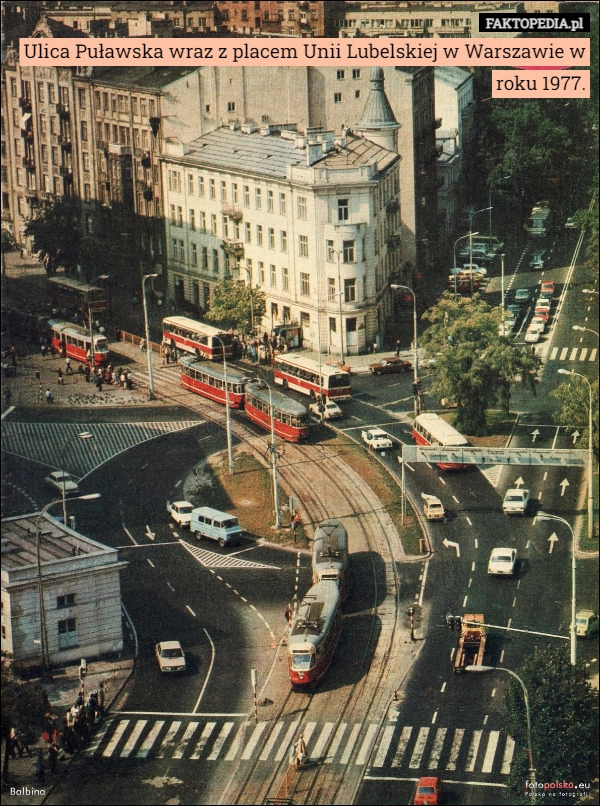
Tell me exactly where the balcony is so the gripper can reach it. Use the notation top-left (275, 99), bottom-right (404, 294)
top-left (58, 134), bottom-right (72, 149)
top-left (22, 156), bottom-right (35, 171)
top-left (221, 203), bottom-right (242, 221)
top-left (59, 166), bottom-right (73, 181)
top-left (19, 97), bottom-right (32, 112)
top-left (222, 239), bottom-right (244, 257)
top-left (57, 103), bottom-right (70, 117)
top-left (97, 140), bottom-right (108, 150)
top-left (25, 187), bottom-right (38, 200)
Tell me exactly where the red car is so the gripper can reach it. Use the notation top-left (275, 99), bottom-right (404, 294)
top-left (413, 777), bottom-right (443, 805)
top-left (540, 280), bottom-right (555, 294)
top-left (369, 357), bottom-right (413, 375)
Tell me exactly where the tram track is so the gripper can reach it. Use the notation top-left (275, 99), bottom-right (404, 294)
top-left (136, 364), bottom-right (421, 805)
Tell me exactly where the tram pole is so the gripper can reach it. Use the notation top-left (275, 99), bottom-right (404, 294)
top-left (250, 668), bottom-right (258, 724)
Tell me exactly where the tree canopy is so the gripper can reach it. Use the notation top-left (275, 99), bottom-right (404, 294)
top-left (420, 293), bottom-right (539, 434)
top-left (1, 659), bottom-right (51, 776)
top-left (24, 198), bottom-right (80, 277)
top-left (551, 376), bottom-right (599, 462)
top-left (205, 278), bottom-right (266, 336)
top-left (504, 646), bottom-right (599, 801)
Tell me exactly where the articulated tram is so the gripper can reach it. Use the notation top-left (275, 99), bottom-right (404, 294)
top-left (180, 356), bottom-right (247, 409)
top-left (312, 519), bottom-right (349, 603)
top-left (288, 580), bottom-right (342, 688)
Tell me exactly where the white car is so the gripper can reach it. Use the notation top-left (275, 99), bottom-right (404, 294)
top-left (166, 500), bottom-right (194, 528)
top-left (155, 641), bottom-right (186, 673)
top-left (502, 488), bottom-right (530, 515)
top-left (361, 428), bottom-right (393, 451)
top-left (530, 316), bottom-right (547, 333)
top-left (525, 325), bottom-right (543, 343)
top-left (565, 217), bottom-right (578, 230)
top-left (575, 610), bottom-right (599, 637)
top-left (309, 398), bottom-right (343, 421)
top-left (488, 547), bottom-right (517, 576)
top-left (421, 493), bottom-right (445, 521)
top-left (44, 470), bottom-right (79, 495)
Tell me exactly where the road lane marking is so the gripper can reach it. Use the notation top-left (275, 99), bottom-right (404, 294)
top-left (190, 721), bottom-right (216, 759)
top-left (340, 723), bottom-right (361, 765)
top-left (428, 728), bottom-right (447, 769)
top-left (326, 722), bottom-right (347, 764)
top-left (356, 723), bottom-right (378, 765)
top-left (103, 719), bottom-right (129, 757)
top-left (409, 727), bottom-right (430, 768)
top-left (465, 729), bottom-right (482, 772)
top-left (186, 604), bottom-right (196, 617)
top-left (466, 517), bottom-right (472, 526)
top-left (241, 722), bottom-right (267, 760)
top-left (569, 348), bottom-right (578, 361)
top-left (137, 720), bottom-right (164, 758)
top-left (120, 720), bottom-right (147, 757)
top-left (157, 721), bottom-right (181, 758)
top-left (147, 559), bottom-right (155, 568)
top-left (274, 720), bottom-right (300, 762)
top-left (373, 726), bottom-right (395, 768)
top-left (391, 726), bottom-right (412, 768)
top-left (207, 721), bottom-right (234, 761)
top-left (446, 728), bottom-right (464, 770)
top-left (482, 731), bottom-right (500, 773)
top-left (260, 722), bottom-right (283, 761)
top-left (431, 711), bottom-right (438, 725)
top-left (173, 722), bottom-right (199, 759)
top-left (501, 737), bottom-right (516, 774)
top-left (312, 722), bottom-right (334, 762)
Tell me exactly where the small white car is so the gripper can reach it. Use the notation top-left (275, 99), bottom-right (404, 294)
top-left (44, 470), bottom-right (79, 495)
top-left (565, 216), bottom-right (578, 230)
top-left (488, 547), bottom-right (517, 576)
top-left (421, 493), bottom-right (445, 521)
top-left (361, 428), bottom-right (393, 451)
top-left (155, 640), bottom-right (186, 673)
top-left (525, 325), bottom-right (543, 343)
top-left (530, 316), bottom-right (547, 333)
top-left (575, 610), bottom-right (599, 638)
top-left (166, 500), bottom-right (194, 528)
top-left (309, 399), bottom-right (343, 421)
top-left (502, 488), bottom-right (530, 515)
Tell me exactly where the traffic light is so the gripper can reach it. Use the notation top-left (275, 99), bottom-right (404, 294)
top-left (446, 613), bottom-right (454, 631)
top-left (455, 616), bottom-right (462, 632)
top-left (417, 379), bottom-right (422, 393)
top-left (412, 382), bottom-right (418, 396)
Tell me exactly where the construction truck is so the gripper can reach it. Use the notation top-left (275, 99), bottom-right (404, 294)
top-left (453, 614), bottom-right (487, 674)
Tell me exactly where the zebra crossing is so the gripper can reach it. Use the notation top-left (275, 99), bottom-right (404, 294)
top-left (181, 540), bottom-right (281, 570)
top-left (87, 714), bottom-right (515, 776)
top-left (539, 345), bottom-right (597, 363)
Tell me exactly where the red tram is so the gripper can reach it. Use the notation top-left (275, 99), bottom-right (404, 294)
top-left (244, 381), bottom-right (310, 443)
top-left (48, 320), bottom-right (109, 367)
top-left (180, 356), bottom-right (247, 409)
top-left (288, 580), bottom-right (342, 687)
top-left (312, 520), bottom-right (349, 603)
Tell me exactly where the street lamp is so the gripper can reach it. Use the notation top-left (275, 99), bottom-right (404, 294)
top-left (142, 273), bottom-right (158, 400)
top-left (573, 325), bottom-right (599, 338)
top-left (453, 232), bottom-right (479, 299)
top-left (36, 493), bottom-right (101, 676)
top-left (582, 289), bottom-right (599, 295)
top-left (214, 335), bottom-right (234, 476)
top-left (468, 207), bottom-right (492, 271)
top-left (499, 253), bottom-right (505, 312)
top-left (327, 248), bottom-right (345, 363)
top-left (390, 284), bottom-right (419, 415)
top-left (488, 175), bottom-right (511, 235)
top-left (536, 509), bottom-right (577, 666)
top-left (466, 665), bottom-right (536, 793)
top-left (256, 379), bottom-right (281, 528)
top-left (558, 367), bottom-right (595, 541)
top-left (238, 260), bottom-right (255, 337)
top-left (61, 431), bottom-right (93, 526)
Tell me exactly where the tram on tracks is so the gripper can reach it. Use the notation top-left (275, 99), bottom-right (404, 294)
top-left (244, 380), bottom-right (310, 443)
top-left (288, 579), bottom-right (342, 688)
top-left (312, 519), bottom-right (349, 603)
top-left (180, 356), bottom-right (247, 409)
top-left (162, 316), bottom-right (233, 361)
top-left (48, 320), bottom-right (109, 367)
top-left (411, 412), bottom-right (469, 471)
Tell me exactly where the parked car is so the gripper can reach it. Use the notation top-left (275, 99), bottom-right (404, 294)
top-left (565, 216), bottom-right (578, 230)
top-left (529, 250), bottom-right (546, 270)
top-left (488, 547), bottom-right (517, 576)
top-left (525, 324), bottom-right (543, 343)
top-left (534, 299), bottom-right (551, 315)
top-left (575, 610), bottom-right (599, 638)
top-left (537, 290), bottom-right (553, 304)
top-left (502, 488), bottom-right (530, 515)
top-left (166, 500), bottom-right (194, 528)
top-left (44, 470), bottom-right (79, 495)
top-left (155, 640), bottom-right (186, 673)
top-left (530, 316), bottom-right (547, 332)
top-left (369, 357), bottom-right (412, 375)
top-left (507, 304), bottom-right (522, 318)
top-left (515, 287), bottom-right (534, 303)
top-left (361, 428), bottom-right (393, 451)
top-left (309, 398), bottom-right (343, 421)
top-left (540, 280), bottom-right (555, 295)
top-left (461, 263), bottom-right (488, 276)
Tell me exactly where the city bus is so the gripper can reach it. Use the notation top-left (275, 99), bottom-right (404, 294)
top-left (162, 316), bottom-right (233, 361)
top-left (48, 276), bottom-right (108, 313)
top-left (274, 354), bottom-right (351, 400)
top-left (48, 320), bottom-right (109, 367)
top-left (411, 412), bottom-right (470, 471)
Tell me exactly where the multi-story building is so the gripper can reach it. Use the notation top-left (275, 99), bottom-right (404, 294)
top-left (161, 74), bottom-right (402, 353)
top-left (215, 1), bottom-right (345, 37)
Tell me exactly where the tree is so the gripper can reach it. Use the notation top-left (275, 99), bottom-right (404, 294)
top-left (504, 646), bottom-right (599, 801)
top-left (420, 293), bottom-right (539, 434)
top-left (1, 659), bottom-right (51, 778)
top-left (1, 228), bottom-right (16, 255)
top-left (23, 198), bottom-right (80, 277)
top-left (205, 278), bottom-right (266, 336)
top-left (551, 377), bottom-right (599, 462)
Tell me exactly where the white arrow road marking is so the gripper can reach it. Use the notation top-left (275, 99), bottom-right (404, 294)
top-left (443, 538), bottom-right (460, 557)
top-left (514, 477), bottom-right (524, 488)
top-left (560, 478), bottom-right (569, 496)
top-left (572, 431), bottom-right (580, 444)
top-left (531, 429), bottom-right (540, 442)
top-left (145, 525), bottom-right (155, 541)
top-left (548, 533), bottom-right (559, 554)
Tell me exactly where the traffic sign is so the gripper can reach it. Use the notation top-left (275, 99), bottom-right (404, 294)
top-left (400, 446), bottom-right (586, 466)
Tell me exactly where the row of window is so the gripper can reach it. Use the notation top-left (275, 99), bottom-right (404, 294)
top-left (94, 90), bottom-right (157, 118)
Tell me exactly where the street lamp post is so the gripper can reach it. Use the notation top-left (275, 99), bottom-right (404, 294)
top-left (214, 335), bottom-right (234, 476)
top-left (488, 175), bottom-right (511, 235)
top-left (466, 665), bottom-right (536, 794)
top-left (336, 250), bottom-right (344, 363)
top-left (262, 380), bottom-right (282, 528)
top-left (142, 273), bottom-right (158, 400)
top-left (453, 232), bottom-right (479, 299)
top-left (238, 260), bottom-right (255, 337)
top-left (558, 366), bottom-right (595, 541)
top-left (37, 494), bottom-right (101, 677)
top-left (61, 431), bottom-right (93, 526)
top-left (390, 284), bottom-right (419, 415)
top-left (499, 253), bottom-right (505, 312)
top-left (573, 325), bottom-right (599, 338)
top-left (537, 509), bottom-right (577, 665)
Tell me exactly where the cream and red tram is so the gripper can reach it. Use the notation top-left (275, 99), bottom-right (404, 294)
top-left (312, 519), bottom-right (349, 603)
top-left (180, 356), bottom-right (247, 409)
top-left (244, 381), bottom-right (309, 443)
top-left (48, 320), bottom-right (109, 367)
top-left (288, 580), bottom-right (342, 687)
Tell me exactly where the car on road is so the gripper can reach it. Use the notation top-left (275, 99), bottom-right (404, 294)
top-left (488, 547), bottom-right (517, 576)
top-left (529, 250), bottom-right (546, 270)
top-left (530, 316), bottom-right (547, 332)
top-left (166, 500), bottom-right (194, 528)
top-left (565, 216), bottom-right (578, 230)
top-left (369, 357), bottom-right (412, 375)
top-left (525, 324), bottom-right (543, 343)
top-left (502, 488), bottom-right (530, 515)
top-left (309, 398), bottom-right (343, 421)
top-left (537, 290), bottom-right (553, 304)
top-left (514, 287), bottom-right (533, 303)
top-left (44, 470), bottom-right (79, 495)
top-left (540, 280), bottom-right (555, 295)
top-left (421, 493), bottom-right (445, 521)
top-left (575, 610), bottom-right (599, 638)
top-left (413, 777), bottom-right (443, 805)
top-left (155, 640), bottom-right (186, 673)
top-left (461, 263), bottom-right (488, 276)
top-left (507, 304), bottom-right (522, 318)
top-left (361, 428), bottom-right (393, 451)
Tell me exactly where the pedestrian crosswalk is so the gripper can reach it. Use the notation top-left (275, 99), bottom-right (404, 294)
top-left (86, 714), bottom-right (515, 776)
top-left (539, 346), bottom-right (597, 363)
top-left (181, 541), bottom-right (281, 570)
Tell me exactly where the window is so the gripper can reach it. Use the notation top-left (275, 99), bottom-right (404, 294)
top-left (199, 211), bottom-right (206, 231)
top-left (334, 93), bottom-right (342, 103)
top-left (282, 266), bottom-right (289, 291)
top-left (268, 228), bottom-right (275, 249)
top-left (300, 272), bottom-right (310, 296)
top-left (258, 261), bottom-right (265, 283)
top-left (344, 278), bottom-right (357, 303)
top-left (211, 214), bottom-right (217, 234)
top-left (232, 183), bottom-right (238, 204)
top-left (191, 243), bottom-right (198, 266)
top-left (202, 246), bottom-right (208, 270)
top-left (190, 209), bottom-right (196, 230)
top-left (170, 204), bottom-right (176, 224)
top-left (338, 199), bottom-right (349, 222)
top-left (326, 239), bottom-right (335, 262)
top-left (299, 235), bottom-right (309, 258)
top-left (198, 176), bottom-right (205, 196)
top-left (177, 206), bottom-right (183, 227)
top-left (297, 196), bottom-right (307, 219)
top-left (222, 216), bottom-right (229, 238)
top-left (255, 188), bottom-right (262, 209)
top-left (300, 311), bottom-right (310, 328)
top-left (279, 193), bottom-right (287, 215)
top-left (343, 240), bottom-right (355, 263)
top-left (245, 222), bottom-right (252, 243)
top-left (80, 121), bottom-right (88, 141)
top-left (38, 82), bottom-right (45, 101)
top-left (209, 179), bottom-right (215, 199)
top-left (337, 70), bottom-right (345, 80)
top-left (57, 593), bottom-right (75, 609)
top-left (270, 264), bottom-right (277, 287)
top-left (256, 225), bottom-right (263, 246)
top-left (212, 249), bottom-right (219, 273)
top-left (227, 101), bottom-right (236, 112)
top-left (280, 231), bottom-right (288, 253)
top-left (132, 97), bottom-right (138, 115)
top-left (328, 277), bottom-right (336, 302)
top-left (267, 190), bottom-right (274, 212)
top-left (355, 90), bottom-right (361, 99)
top-left (188, 174), bottom-right (194, 194)
top-left (58, 618), bottom-right (77, 649)
top-left (329, 317), bottom-right (337, 334)
top-left (220, 180), bottom-right (227, 202)
top-left (352, 69), bottom-right (361, 79)
top-left (243, 186), bottom-right (250, 207)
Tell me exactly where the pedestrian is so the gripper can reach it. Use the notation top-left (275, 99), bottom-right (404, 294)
top-left (96, 375), bottom-right (103, 392)
top-left (294, 734), bottom-right (307, 768)
top-left (35, 370), bottom-right (41, 382)
top-left (35, 748), bottom-right (46, 783)
top-left (284, 603), bottom-right (292, 623)
top-left (139, 338), bottom-right (146, 352)
top-left (395, 340), bottom-right (401, 357)
top-left (65, 356), bottom-right (72, 374)
top-left (57, 368), bottom-right (64, 385)
top-left (48, 742), bottom-right (58, 775)
top-left (4, 387), bottom-right (12, 407)
top-left (45, 388), bottom-right (53, 404)
top-left (9, 728), bottom-right (21, 758)
top-left (126, 371), bottom-right (133, 389)
top-left (120, 372), bottom-right (125, 388)
top-left (85, 364), bottom-right (91, 383)
top-left (86, 348), bottom-right (92, 364)
top-left (40, 343), bottom-right (47, 358)
top-left (291, 512), bottom-right (301, 542)
top-left (372, 341), bottom-right (377, 355)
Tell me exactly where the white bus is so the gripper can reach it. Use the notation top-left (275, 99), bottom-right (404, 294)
top-left (274, 354), bottom-right (351, 400)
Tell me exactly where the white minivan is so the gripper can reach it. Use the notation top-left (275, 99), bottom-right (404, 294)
top-left (190, 506), bottom-right (243, 547)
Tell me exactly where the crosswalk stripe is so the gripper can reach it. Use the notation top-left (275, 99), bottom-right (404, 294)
top-left (241, 723), bottom-right (267, 760)
top-left (446, 728), bottom-right (464, 771)
top-left (157, 721), bottom-right (181, 758)
top-left (550, 347), bottom-right (558, 360)
top-left (260, 722), bottom-right (284, 761)
top-left (190, 721), bottom-right (216, 760)
top-left (373, 725), bottom-right (396, 768)
top-left (501, 736), bottom-right (516, 774)
top-left (409, 727), bottom-right (430, 769)
top-left (482, 730), bottom-right (500, 773)
top-left (590, 348), bottom-right (597, 362)
top-left (173, 722), bottom-right (199, 759)
top-left (120, 720), bottom-right (147, 758)
top-left (391, 726), bottom-right (412, 768)
top-left (312, 722), bottom-right (334, 762)
top-left (274, 720), bottom-right (299, 762)
top-left (560, 347), bottom-right (568, 360)
top-left (103, 719), bottom-right (129, 757)
top-left (428, 728), bottom-right (447, 769)
top-left (340, 723), bottom-right (361, 765)
top-left (355, 723), bottom-right (378, 766)
top-left (207, 721), bottom-right (234, 761)
top-left (225, 723), bottom-right (245, 761)
top-left (137, 720), bottom-right (164, 758)
top-left (86, 717), bottom-right (115, 755)
top-left (465, 729), bottom-right (482, 772)
top-left (569, 348), bottom-right (578, 361)
top-left (579, 348), bottom-right (588, 361)
top-left (325, 722), bottom-right (347, 764)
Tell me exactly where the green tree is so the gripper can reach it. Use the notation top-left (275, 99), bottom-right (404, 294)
top-left (23, 198), bottom-right (80, 277)
top-left (421, 293), bottom-right (539, 434)
top-left (551, 376), bottom-right (599, 462)
top-left (205, 278), bottom-right (266, 335)
top-left (1, 659), bottom-right (51, 777)
top-left (1, 228), bottom-right (16, 255)
top-left (504, 646), bottom-right (599, 802)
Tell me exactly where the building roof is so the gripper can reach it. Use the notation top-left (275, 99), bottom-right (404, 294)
top-left (358, 66), bottom-right (400, 133)
top-left (91, 65), bottom-right (198, 89)
top-left (434, 66), bottom-right (473, 90)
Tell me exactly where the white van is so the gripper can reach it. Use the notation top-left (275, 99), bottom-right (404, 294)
top-left (190, 506), bottom-right (243, 547)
